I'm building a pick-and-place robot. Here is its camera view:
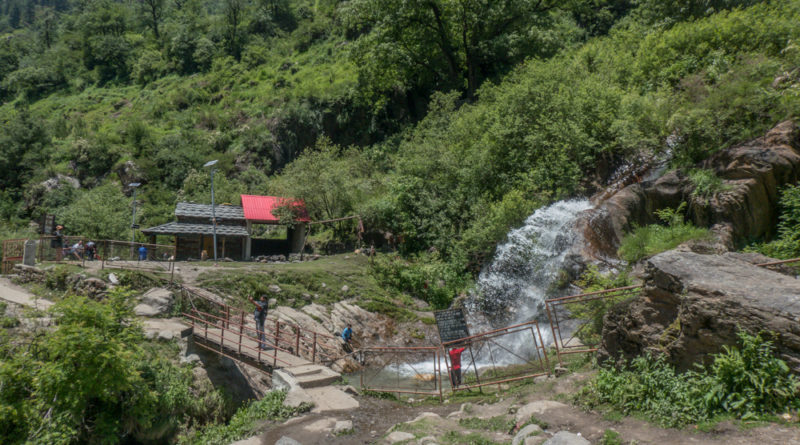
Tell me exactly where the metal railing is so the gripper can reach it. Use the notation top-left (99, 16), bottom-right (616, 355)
top-left (1, 238), bottom-right (28, 274)
top-left (359, 346), bottom-right (443, 400)
top-left (442, 321), bottom-right (550, 392)
top-left (100, 240), bottom-right (175, 274)
top-left (179, 285), bottom-right (344, 367)
top-left (37, 236), bottom-right (89, 263)
top-left (545, 285), bottom-right (642, 365)
top-left (756, 257), bottom-right (800, 274)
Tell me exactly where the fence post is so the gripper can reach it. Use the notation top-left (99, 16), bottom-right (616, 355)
top-left (220, 320), bottom-right (225, 352)
top-left (239, 312), bottom-right (244, 355)
top-left (225, 306), bottom-right (230, 330)
top-left (275, 319), bottom-right (280, 351)
top-left (295, 327), bottom-right (300, 356)
top-left (312, 332), bottom-right (317, 363)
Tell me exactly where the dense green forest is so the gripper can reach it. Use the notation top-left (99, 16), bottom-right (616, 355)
top-left (1, 0), bottom-right (799, 286)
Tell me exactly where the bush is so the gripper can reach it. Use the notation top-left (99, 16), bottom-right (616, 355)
top-left (618, 204), bottom-right (710, 262)
top-left (689, 169), bottom-right (732, 201)
top-left (578, 331), bottom-right (800, 427)
top-left (746, 184), bottom-right (800, 259)
top-left (570, 266), bottom-right (635, 345)
top-left (370, 252), bottom-right (470, 310)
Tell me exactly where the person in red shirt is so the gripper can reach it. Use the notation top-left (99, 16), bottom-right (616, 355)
top-left (448, 346), bottom-right (467, 387)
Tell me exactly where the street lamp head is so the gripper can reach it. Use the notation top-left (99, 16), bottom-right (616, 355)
top-left (203, 160), bottom-right (219, 168)
top-left (129, 182), bottom-right (141, 188)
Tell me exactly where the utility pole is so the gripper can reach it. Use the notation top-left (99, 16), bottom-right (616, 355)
top-left (204, 160), bottom-right (219, 262)
top-left (130, 183), bottom-right (141, 244)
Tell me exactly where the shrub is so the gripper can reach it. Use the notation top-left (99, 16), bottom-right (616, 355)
top-left (570, 266), bottom-right (635, 345)
top-left (578, 331), bottom-right (800, 427)
top-left (746, 184), bottom-right (800, 259)
top-left (689, 169), bottom-right (732, 201)
top-left (618, 203), bottom-right (710, 262)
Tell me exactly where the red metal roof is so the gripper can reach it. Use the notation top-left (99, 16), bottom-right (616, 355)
top-left (240, 195), bottom-right (310, 223)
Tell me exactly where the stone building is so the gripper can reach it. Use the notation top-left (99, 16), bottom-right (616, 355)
top-left (142, 195), bottom-right (309, 261)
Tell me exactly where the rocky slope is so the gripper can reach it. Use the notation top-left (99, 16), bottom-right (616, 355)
top-left (598, 250), bottom-right (800, 372)
top-left (575, 120), bottom-right (800, 263)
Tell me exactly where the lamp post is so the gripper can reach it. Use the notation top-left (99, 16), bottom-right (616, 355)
top-left (129, 183), bottom-right (141, 244)
top-left (203, 160), bottom-right (219, 262)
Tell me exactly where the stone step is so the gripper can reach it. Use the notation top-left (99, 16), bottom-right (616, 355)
top-left (286, 365), bottom-right (341, 389)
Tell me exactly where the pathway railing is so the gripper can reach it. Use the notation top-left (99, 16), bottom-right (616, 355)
top-left (442, 321), bottom-right (550, 392)
top-left (545, 285), bottom-right (642, 365)
top-left (178, 284), bottom-right (343, 366)
top-left (1, 238), bottom-right (28, 274)
top-left (756, 257), bottom-right (800, 274)
top-left (100, 240), bottom-right (175, 274)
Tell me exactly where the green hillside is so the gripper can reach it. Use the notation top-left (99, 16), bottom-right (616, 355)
top-left (2, 0), bottom-right (800, 297)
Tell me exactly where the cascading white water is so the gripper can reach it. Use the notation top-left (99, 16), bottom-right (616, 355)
top-left (464, 199), bottom-right (593, 364)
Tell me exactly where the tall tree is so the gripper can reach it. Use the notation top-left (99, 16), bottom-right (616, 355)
top-left (223, 0), bottom-right (246, 60)
top-left (344, 0), bottom-right (567, 99)
top-left (139, 0), bottom-right (165, 39)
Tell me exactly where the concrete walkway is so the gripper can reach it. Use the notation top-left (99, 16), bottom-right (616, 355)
top-left (0, 277), bottom-right (53, 311)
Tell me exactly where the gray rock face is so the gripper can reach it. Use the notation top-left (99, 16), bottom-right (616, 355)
top-left (574, 120), bottom-right (800, 264)
top-left (275, 437), bottom-right (302, 445)
top-left (599, 250), bottom-right (800, 371)
top-left (137, 287), bottom-right (174, 316)
top-left (386, 431), bottom-right (415, 444)
top-left (333, 420), bottom-right (354, 435)
top-left (542, 432), bottom-right (589, 445)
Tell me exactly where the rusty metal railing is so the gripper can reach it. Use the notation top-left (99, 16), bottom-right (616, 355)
top-left (1, 238), bottom-right (28, 274)
top-left (359, 346), bottom-right (443, 401)
top-left (545, 285), bottom-right (642, 365)
top-left (441, 320), bottom-right (550, 392)
top-left (756, 257), bottom-right (800, 272)
top-left (179, 284), bottom-right (343, 366)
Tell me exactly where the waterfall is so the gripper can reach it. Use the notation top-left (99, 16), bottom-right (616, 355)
top-left (463, 199), bottom-right (593, 364)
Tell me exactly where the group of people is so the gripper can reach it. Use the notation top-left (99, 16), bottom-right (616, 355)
top-left (49, 225), bottom-right (150, 261)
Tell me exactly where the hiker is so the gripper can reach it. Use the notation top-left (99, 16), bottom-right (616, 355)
top-left (52, 225), bottom-right (64, 260)
top-left (448, 345), bottom-right (467, 388)
top-left (138, 244), bottom-right (147, 261)
top-left (249, 295), bottom-right (269, 350)
top-left (85, 241), bottom-right (96, 261)
top-left (341, 323), bottom-right (353, 353)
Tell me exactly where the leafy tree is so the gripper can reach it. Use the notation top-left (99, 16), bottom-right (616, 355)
top-left (56, 182), bottom-right (131, 240)
top-left (344, 0), bottom-right (579, 98)
top-left (223, 0), bottom-right (247, 60)
top-left (0, 109), bottom-right (50, 191)
top-left (139, 0), bottom-right (165, 39)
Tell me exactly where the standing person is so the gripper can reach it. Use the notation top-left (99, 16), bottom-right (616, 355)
top-left (52, 225), bottom-right (64, 260)
top-left (341, 323), bottom-right (353, 353)
top-left (138, 244), bottom-right (147, 261)
top-left (249, 295), bottom-right (269, 350)
top-left (448, 345), bottom-right (467, 388)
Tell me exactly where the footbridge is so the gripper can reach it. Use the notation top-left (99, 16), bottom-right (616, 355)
top-left (178, 285), bottom-right (346, 375)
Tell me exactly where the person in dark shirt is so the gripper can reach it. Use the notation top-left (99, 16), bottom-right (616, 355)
top-left (249, 295), bottom-right (269, 350)
top-left (448, 346), bottom-right (467, 388)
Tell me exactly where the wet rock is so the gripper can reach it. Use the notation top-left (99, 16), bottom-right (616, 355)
top-left (599, 250), bottom-right (800, 372)
top-left (542, 431), bottom-right (589, 445)
top-left (513, 424), bottom-right (543, 445)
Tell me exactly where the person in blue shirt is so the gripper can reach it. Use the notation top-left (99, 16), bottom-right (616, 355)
top-left (249, 295), bottom-right (269, 350)
top-left (138, 245), bottom-right (147, 261)
top-left (341, 324), bottom-right (353, 353)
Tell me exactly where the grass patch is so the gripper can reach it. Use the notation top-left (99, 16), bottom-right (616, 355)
top-left (600, 429), bottom-right (623, 445)
top-left (619, 204), bottom-right (711, 262)
top-left (458, 416), bottom-right (515, 432)
top-left (362, 390), bottom-right (399, 401)
top-left (689, 169), bottom-right (733, 201)
top-left (440, 431), bottom-right (499, 445)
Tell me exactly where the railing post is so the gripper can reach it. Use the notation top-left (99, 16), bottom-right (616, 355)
top-left (220, 320), bottom-right (225, 352)
top-left (295, 327), bottom-right (300, 356)
top-left (275, 319), bottom-right (280, 351)
top-left (225, 306), bottom-right (230, 329)
top-left (312, 332), bottom-right (317, 363)
top-left (239, 312), bottom-right (244, 354)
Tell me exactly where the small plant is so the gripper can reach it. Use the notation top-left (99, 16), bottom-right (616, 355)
top-left (600, 429), bottom-right (623, 445)
top-left (689, 169), bottom-right (732, 201)
top-left (458, 416), bottom-right (515, 432)
top-left (362, 390), bottom-right (399, 401)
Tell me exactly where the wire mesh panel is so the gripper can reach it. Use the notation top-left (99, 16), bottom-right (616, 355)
top-left (442, 321), bottom-right (550, 392)
top-left (101, 240), bottom-right (175, 272)
top-left (37, 236), bottom-right (88, 263)
top-left (1, 238), bottom-right (27, 274)
top-left (545, 285), bottom-right (642, 365)
top-left (359, 347), bottom-right (442, 400)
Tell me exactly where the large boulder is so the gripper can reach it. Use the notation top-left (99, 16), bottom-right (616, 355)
top-left (135, 287), bottom-right (174, 317)
top-left (574, 120), bottom-right (800, 264)
top-left (598, 250), bottom-right (800, 372)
